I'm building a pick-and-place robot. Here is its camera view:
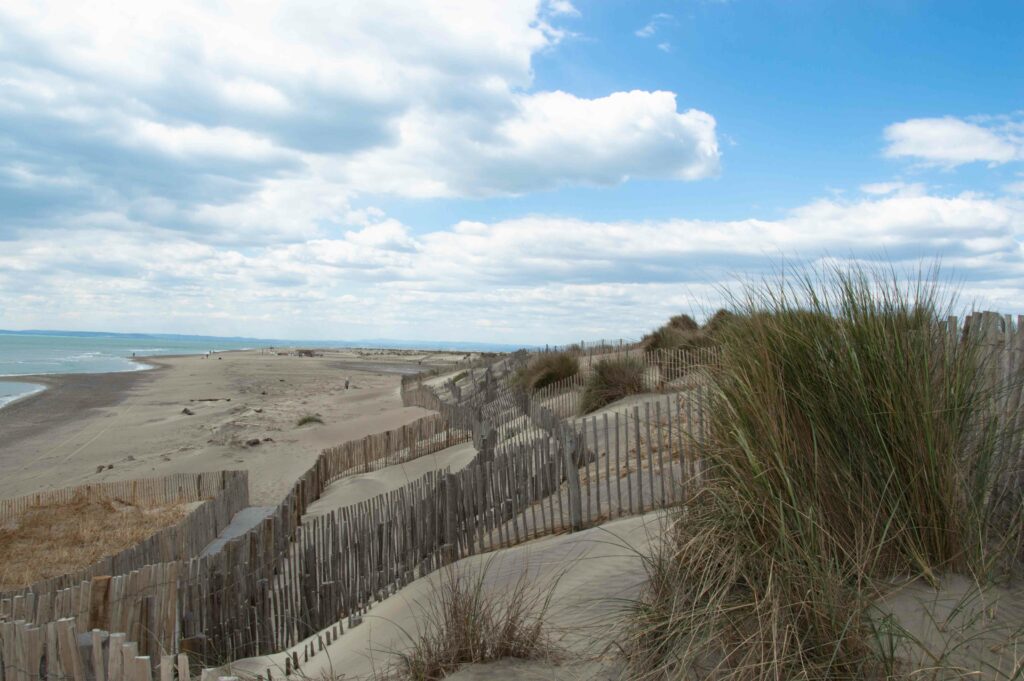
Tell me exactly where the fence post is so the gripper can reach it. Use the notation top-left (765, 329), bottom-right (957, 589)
top-left (560, 426), bottom-right (583, 531)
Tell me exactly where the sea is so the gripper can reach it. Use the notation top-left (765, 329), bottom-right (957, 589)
top-left (0, 332), bottom-right (261, 409)
top-left (0, 331), bottom-right (527, 410)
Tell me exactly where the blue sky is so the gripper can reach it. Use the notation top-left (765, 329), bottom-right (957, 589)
top-left (1, 1), bottom-right (1022, 343)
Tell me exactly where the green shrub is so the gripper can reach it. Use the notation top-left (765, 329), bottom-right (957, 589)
top-left (667, 313), bottom-right (700, 331)
top-left (623, 264), bottom-right (1024, 680)
top-left (518, 352), bottom-right (579, 392)
top-left (579, 356), bottom-right (646, 413)
top-left (641, 313), bottom-right (714, 352)
top-left (702, 308), bottom-right (736, 336)
top-left (641, 325), bottom-right (715, 353)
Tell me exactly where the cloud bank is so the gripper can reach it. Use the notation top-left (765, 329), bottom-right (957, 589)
top-left (2, 189), bottom-right (1020, 343)
top-left (1, 2), bottom-right (1022, 343)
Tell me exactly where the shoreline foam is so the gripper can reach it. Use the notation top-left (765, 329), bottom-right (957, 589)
top-left (0, 381), bottom-right (47, 410)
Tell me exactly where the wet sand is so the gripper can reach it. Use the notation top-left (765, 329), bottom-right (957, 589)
top-left (0, 368), bottom-right (155, 454)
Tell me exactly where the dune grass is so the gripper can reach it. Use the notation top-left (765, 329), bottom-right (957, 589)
top-left (518, 352), bottom-right (579, 392)
top-left (0, 496), bottom-right (188, 591)
top-left (622, 264), bottom-right (1024, 680)
top-left (580, 356), bottom-right (647, 413)
top-left (296, 413), bottom-right (324, 426)
top-left (385, 560), bottom-right (557, 680)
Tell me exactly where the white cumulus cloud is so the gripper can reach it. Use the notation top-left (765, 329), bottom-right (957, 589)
top-left (884, 115), bottom-right (1024, 167)
top-left (0, 0), bottom-right (720, 234)
top-left (340, 90), bottom-right (720, 197)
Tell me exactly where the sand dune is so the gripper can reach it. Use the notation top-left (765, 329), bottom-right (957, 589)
top-left (303, 441), bottom-right (478, 520)
top-left (224, 511), bottom-right (665, 680)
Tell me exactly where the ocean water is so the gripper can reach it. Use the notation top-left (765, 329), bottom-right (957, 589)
top-left (0, 380), bottom-right (46, 409)
top-left (0, 332), bottom-right (258, 407)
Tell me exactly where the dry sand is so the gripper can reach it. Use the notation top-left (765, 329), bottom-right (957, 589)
top-left (874, 575), bottom-right (1024, 678)
top-left (0, 349), bottom-right (460, 504)
top-left (224, 511), bottom-right (666, 681)
top-left (302, 441), bottom-right (478, 521)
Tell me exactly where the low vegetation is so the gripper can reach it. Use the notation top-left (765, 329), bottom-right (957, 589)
top-left (623, 265), bottom-right (1024, 679)
top-left (641, 310), bottom-right (733, 354)
top-left (701, 307), bottom-right (736, 336)
top-left (296, 413), bottom-right (324, 426)
top-left (387, 561), bottom-right (557, 680)
top-left (0, 497), bottom-right (188, 591)
top-left (517, 351), bottom-right (579, 392)
top-left (580, 356), bottom-right (646, 413)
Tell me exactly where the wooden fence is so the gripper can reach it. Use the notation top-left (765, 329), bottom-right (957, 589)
top-left (1, 618), bottom-right (166, 681)
top-left (0, 475), bottom-right (235, 526)
top-left (1, 473), bottom-right (249, 602)
top-left (1, 412), bottom-right (475, 666)
top-left (1, 386), bottom-right (708, 667)
top-left (320, 413), bottom-right (471, 480)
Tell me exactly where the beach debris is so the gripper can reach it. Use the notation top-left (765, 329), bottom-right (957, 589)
top-left (262, 437), bottom-right (274, 442)
top-left (95, 465), bottom-right (105, 474)
top-left (191, 397), bottom-right (231, 402)
top-left (125, 455), bottom-right (135, 461)
top-left (245, 438), bottom-right (262, 447)
top-left (107, 464), bottom-right (114, 470)
top-left (261, 390), bottom-right (267, 395)
top-left (181, 407), bottom-right (195, 415)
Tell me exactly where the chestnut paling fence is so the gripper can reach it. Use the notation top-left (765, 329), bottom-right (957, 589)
top-left (1, 312), bottom-right (1021, 681)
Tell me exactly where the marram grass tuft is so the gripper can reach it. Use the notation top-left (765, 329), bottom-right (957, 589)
top-left (623, 264), bottom-right (1024, 680)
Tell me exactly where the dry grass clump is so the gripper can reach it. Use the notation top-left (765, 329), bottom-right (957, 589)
top-left (623, 264), bottom-right (1024, 680)
top-left (580, 356), bottom-right (646, 413)
top-left (0, 496), bottom-right (188, 590)
top-left (296, 413), bottom-right (324, 426)
top-left (386, 561), bottom-right (557, 680)
top-left (518, 352), bottom-right (579, 392)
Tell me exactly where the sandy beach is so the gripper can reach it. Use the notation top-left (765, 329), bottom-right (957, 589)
top-left (0, 349), bottom-right (464, 504)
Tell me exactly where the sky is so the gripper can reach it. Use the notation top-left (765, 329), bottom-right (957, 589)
top-left (1, 0), bottom-right (1022, 344)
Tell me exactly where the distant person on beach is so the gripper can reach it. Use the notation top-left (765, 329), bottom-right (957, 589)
top-left (345, 377), bottom-right (350, 389)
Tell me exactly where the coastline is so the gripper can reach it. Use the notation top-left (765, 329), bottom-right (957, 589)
top-left (0, 348), bottom-right (255, 415)
top-left (0, 366), bottom-right (161, 454)
top-left (0, 357), bottom-right (157, 412)
top-left (0, 349), bottom-right (446, 503)
top-left (0, 381), bottom-right (47, 410)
